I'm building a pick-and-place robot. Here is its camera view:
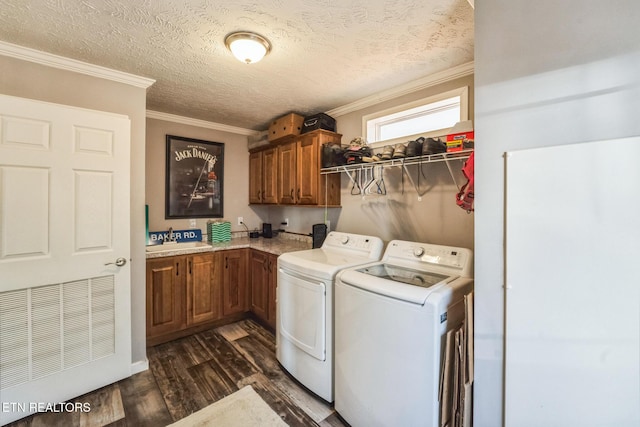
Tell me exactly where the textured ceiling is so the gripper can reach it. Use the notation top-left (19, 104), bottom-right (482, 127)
top-left (0, 0), bottom-right (474, 131)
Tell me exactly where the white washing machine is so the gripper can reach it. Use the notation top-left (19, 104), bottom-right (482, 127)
top-left (276, 231), bottom-right (384, 402)
top-left (334, 240), bottom-right (473, 427)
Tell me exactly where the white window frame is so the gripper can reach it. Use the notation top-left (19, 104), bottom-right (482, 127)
top-left (362, 86), bottom-right (469, 148)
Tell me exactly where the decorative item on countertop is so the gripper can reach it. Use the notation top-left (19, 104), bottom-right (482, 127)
top-left (344, 137), bottom-right (372, 164)
top-left (148, 229), bottom-right (203, 245)
top-left (301, 113), bottom-right (336, 134)
top-left (446, 120), bottom-right (474, 152)
top-left (268, 112), bottom-right (304, 142)
top-left (207, 220), bottom-right (231, 242)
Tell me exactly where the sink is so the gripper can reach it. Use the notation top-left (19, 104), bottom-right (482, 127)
top-left (146, 241), bottom-right (211, 253)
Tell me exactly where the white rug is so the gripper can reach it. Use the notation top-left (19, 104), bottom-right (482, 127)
top-left (168, 385), bottom-right (288, 427)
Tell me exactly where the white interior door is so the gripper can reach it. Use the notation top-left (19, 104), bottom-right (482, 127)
top-left (0, 94), bottom-right (131, 425)
top-left (504, 138), bottom-right (640, 426)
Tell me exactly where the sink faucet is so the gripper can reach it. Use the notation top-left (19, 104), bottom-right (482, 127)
top-left (168, 227), bottom-right (175, 242)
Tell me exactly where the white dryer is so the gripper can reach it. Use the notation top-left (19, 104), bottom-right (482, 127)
top-left (276, 231), bottom-right (384, 402)
top-left (334, 240), bottom-right (473, 427)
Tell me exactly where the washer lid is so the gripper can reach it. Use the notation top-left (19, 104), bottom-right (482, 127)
top-left (278, 248), bottom-right (380, 279)
top-left (357, 264), bottom-right (450, 288)
top-left (339, 264), bottom-right (458, 304)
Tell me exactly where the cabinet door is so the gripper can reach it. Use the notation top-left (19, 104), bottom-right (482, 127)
top-left (250, 250), bottom-right (269, 323)
top-left (249, 151), bottom-right (263, 204)
top-left (222, 249), bottom-right (249, 316)
top-left (297, 134), bottom-right (319, 205)
top-left (146, 256), bottom-right (185, 339)
top-left (186, 253), bottom-right (222, 326)
top-left (267, 253), bottom-right (278, 329)
top-left (262, 147), bottom-right (278, 204)
top-left (278, 141), bottom-right (297, 204)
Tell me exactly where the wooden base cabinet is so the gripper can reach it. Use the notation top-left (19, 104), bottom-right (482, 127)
top-left (147, 248), bottom-right (273, 344)
top-left (250, 250), bottom-right (278, 329)
top-left (146, 256), bottom-right (186, 340)
top-left (147, 251), bottom-right (229, 345)
top-left (186, 253), bottom-right (222, 326)
top-left (222, 249), bottom-right (249, 316)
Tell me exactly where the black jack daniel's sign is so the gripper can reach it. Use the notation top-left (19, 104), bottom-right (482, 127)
top-left (165, 135), bottom-right (225, 219)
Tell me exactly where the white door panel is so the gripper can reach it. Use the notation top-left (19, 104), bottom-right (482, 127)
top-left (0, 95), bottom-right (131, 425)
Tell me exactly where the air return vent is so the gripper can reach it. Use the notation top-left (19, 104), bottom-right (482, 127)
top-left (0, 276), bottom-right (115, 389)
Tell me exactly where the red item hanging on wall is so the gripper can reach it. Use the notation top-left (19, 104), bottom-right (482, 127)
top-left (456, 151), bottom-right (474, 212)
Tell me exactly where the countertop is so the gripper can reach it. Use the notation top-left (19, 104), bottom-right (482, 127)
top-left (145, 233), bottom-right (312, 259)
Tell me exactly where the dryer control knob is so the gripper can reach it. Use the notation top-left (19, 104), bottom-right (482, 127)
top-left (341, 236), bottom-right (350, 245)
top-left (413, 247), bottom-right (425, 257)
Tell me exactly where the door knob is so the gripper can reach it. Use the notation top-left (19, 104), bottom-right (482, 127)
top-left (105, 257), bottom-right (127, 267)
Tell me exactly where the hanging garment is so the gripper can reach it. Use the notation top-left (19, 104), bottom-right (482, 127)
top-left (456, 151), bottom-right (474, 212)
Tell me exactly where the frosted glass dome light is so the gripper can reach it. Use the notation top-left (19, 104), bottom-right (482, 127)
top-left (225, 32), bottom-right (271, 64)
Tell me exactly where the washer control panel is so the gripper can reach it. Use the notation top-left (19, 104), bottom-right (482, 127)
top-left (384, 240), bottom-right (473, 275)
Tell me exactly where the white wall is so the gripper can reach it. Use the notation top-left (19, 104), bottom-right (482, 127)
top-left (474, 1), bottom-right (640, 425)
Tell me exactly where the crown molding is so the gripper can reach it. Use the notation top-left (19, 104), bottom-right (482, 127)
top-left (146, 110), bottom-right (259, 136)
top-left (0, 41), bottom-right (155, 89)
top-left (327, 61), bottom-right (474, 117)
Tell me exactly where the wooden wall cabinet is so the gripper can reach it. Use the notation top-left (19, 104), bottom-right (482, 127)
top-left (222, 249), bottom-right (249, 316)
top-left (249, 250), bottom-right (278, 329)
top-left (249, 146), bottom-right (278, 204)
top-left (277, 141), bottom-right (297, 204)
top-left (278, 130), bottom-right (342, 206)
top-left (250, 130), bottom-right (341, 207)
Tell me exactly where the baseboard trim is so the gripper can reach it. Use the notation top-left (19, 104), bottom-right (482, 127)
top-left (130, 359), bottom-right (149, 375)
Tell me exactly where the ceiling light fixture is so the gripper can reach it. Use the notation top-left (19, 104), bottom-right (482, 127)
top-left (224, 31), bottom-right (271, 64)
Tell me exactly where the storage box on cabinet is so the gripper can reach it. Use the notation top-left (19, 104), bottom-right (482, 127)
top-left (268, 113), bottom-right (304, 142)
top-left (301, 113), bottom-right (336, 134)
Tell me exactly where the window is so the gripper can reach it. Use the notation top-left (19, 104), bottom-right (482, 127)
top-left (363, 87), bottom-right (469, 147)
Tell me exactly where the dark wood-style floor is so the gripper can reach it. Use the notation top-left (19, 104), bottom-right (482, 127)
top-left (7, 319), bottom-right (347, 427)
